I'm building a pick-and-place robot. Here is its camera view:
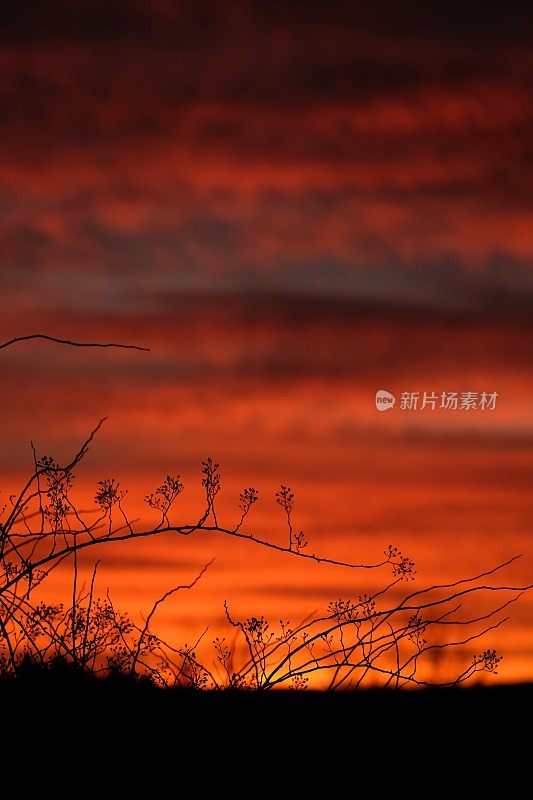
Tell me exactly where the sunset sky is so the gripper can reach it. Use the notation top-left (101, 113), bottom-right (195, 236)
top-left (1, 1), bottom-right (532, 682)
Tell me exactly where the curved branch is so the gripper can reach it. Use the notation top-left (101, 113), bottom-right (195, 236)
top-left (0, 334), bottom-right (150, 352)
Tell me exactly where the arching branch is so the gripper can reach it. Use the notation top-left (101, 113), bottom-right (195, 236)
top-left (0, 334), bottom-right (150, 352)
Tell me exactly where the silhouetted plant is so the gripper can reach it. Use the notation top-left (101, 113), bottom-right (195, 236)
top-left (145, 475), bottom-right (184, 527)
top-left (0, 334), bottom-right (530, 689)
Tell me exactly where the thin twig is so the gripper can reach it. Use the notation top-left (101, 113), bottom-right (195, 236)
top-left (0, 334), bottom-right (150, 352)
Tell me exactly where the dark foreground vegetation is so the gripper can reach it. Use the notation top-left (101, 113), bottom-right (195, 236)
top-left (2, 657), bottom-right (530, 724)
top-left (2, 336), bottom-right (531, 753)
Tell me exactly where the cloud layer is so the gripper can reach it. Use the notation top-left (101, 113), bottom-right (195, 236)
top-left (1, 1), bottom-right (532, 314)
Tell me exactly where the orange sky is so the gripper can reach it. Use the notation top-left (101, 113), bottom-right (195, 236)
top-left (1, 1), bottom-right (532, 684)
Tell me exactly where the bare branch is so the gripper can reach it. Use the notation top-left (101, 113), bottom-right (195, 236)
top-left (0, 334), bottom-right (150, 352)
